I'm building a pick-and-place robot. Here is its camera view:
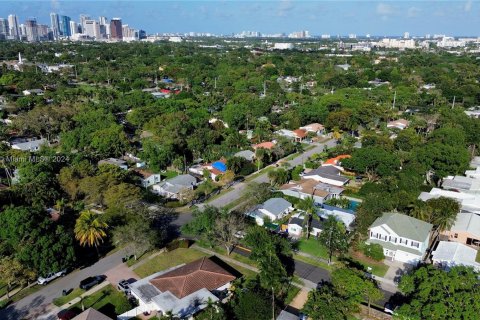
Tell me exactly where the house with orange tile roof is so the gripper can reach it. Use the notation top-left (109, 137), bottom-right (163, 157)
top-left (124, 257), bottom-right (238, 319)
top-left (252, 141), bottom-right (276, 150)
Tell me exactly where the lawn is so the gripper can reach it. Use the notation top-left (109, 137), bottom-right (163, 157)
top-left (161, 170), bottom-right (179, 179)
top-left (68, 285), bottom-right (131, 319)
top-left (294, 254), bottom-right (333, 271)
top-left (476, 250), bottom-right (480, 263)
top-left (53, 288), bottom-right (85, 307)
top-left (133, 248), bottom-right (208, 278)
top-left (0, 281), bottom-right (7, 299)
top-left (297, 237), bottom-right (330, 261)
top-left (349, 252), bottom-right (389, 277)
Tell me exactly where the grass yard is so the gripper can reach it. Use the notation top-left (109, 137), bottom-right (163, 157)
top-left (297, 237), bottom-right (330, 261)
top-left (53, 288), bottom-right (85, 307)
top-left (68, 285), bottom-right (131, 319)
top-left (133, 248), bottom-right (208, 278)
top-left (294, 254), bottom-right (334, 271)
top-left (0, 281), bottom-right (8, 299)
top-left (161, 170), bottom-right (179, 179)
top-left (349, 252), bottom-right (389, 277)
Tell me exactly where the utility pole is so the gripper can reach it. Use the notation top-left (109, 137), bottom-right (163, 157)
top-left (392, 91), bottom-right (396, 109)
top-left (452, 96), bottom-right (456, 109)
top-left (214, 77), bottom-right (217, 90)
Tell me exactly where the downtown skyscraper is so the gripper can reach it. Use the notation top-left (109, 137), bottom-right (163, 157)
top-left (7, 14), bottom-right (19, 39)
top-left (50, 12), bottom-right (60, 39)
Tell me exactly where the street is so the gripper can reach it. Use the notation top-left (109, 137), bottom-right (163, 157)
top-left (0, 249), bottom-right (126, 320)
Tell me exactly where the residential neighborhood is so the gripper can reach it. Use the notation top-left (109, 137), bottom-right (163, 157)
top-left (1, 5), bottom-right (480, 320)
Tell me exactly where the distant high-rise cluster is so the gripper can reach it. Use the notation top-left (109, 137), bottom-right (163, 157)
top-left (0, 12), bottom-right (146, 42)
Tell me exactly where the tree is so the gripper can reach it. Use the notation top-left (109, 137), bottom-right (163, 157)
top-left (362, 243), bottom-right (385, 261)
top-left (74, 210), bottom-right (108, 252)
top-left (214, 211), bottom-right (246, 255)
top-left (342, 146), bottom-right (400, 180)
top-left (318, 215), bottom-right (348, 264)
top-left (397, 265), bottom-right (480, 320)
top-left (302, 285), bottom-right (354, 320)
top-left (112, 218), bottom-right (155, 260)
top-left (415, 142), bottom-right (470, 179)
top-left (0, 256), bottom-right (35, 299)
top-left (103, 183), bottom-right (142, 209)
top-left (234, 290), bottom-right (271, 320)
top-left (426, 197), bottom-right (460, 232)
top-left (296, 196), bottom-right (317, 239)
top-left (267, 168), bottom-right (290, 186)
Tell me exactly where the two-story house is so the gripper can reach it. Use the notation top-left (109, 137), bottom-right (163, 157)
top-left (367, 212), bottom-right (433, 264)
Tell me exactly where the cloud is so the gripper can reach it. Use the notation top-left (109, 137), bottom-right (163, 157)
top-left (464, 0), bottom-right (472, 12)
top-left (376, 3), bottom-right (394, 16)
top-left (277, 0), bottom-right (295, 17)
top-left (407, 6), bottom-right (421, 18)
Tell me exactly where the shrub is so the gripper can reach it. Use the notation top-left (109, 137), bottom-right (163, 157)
top-left (363, 243), bottom-right (385, 261)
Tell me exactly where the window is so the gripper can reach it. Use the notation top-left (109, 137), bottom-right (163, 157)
top-left (411, 242), bottom-right (419, 248)
top-left (454, 233), bottom-right (458, 238)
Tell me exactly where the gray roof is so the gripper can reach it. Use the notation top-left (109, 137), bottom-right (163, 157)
top-left (432, 241), bottom-right (479, 266)
top-left (72, 308), bottom-right (112, 320)
top-left (304, 166), bottom-right (349, 183)
top-left (262, 198), bottom-right (292, 217)
top-left (168, 174), bottom-right (197, 186)
top-left (450, 212), bottom-right (480, 238)
top-left (370, 212), bottom-right (432, 242)
top-left (98, 158), bottom-right (127, 167)
top-left (234, 150), bottom-right (255, 161)
top-left (277, 310), bottom-right (298, 320)
top-left (443, 176), bottom-right (480, 192)
top-left (289, 217), bottom-right (304, 227)
top-left (10, 138), bottom-right (46, 151)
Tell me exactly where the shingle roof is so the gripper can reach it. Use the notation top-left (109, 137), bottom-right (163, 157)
top-left (72, 308), bottom-right (112, 320)
top-left (370, 212), bottom-right (432, 242)
top-left (167, 174), bottom-right (197, 186)
top-left (304, 166), bottom-right (349, 183)
top-left (150, 257), bottom-right (236, 299)
top-left (234, 150), bottom-right (255, 161)
top-left (262, 198), bottom-right (292, 216)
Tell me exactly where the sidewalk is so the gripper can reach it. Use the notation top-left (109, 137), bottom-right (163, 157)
top-left (37, 281), bottom-right (110, 320)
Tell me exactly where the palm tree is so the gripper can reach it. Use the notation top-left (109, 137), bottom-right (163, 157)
top-left (74, 210), bottom-right (108, 253)
top-left (296, 196), bottom-right (317, 239)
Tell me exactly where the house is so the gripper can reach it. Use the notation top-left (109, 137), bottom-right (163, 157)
top-left (234, 150), bottom-right (255, 162)
top-left (293, 129), bottom-right (308, 142)
top-left (431, 241), bottom-right (480, 271)
top-left (275, 129), bottom-right (307, 142)
top-left (132, 169), bottom-right (161, 188)
top-left (277, 310), bottom-right (298, 320)
top-left (287, 213), bottom-right (323, 238)
top-left (368, 79), bottom-right (390, 87)
top-left (319, 205), bottom-right (356, 231)
top-left (418, 188), bottom-right (480, 214)
top-left (300, 123), bottom-right (325, 136)
top-left (367, 212), bottom-right (433, 264)
top-left (302, 166), bottom-right (349, 187)
top-left (248, 198), bottom-right (293, 226)
top-left (469, 156), bottom-right (480, 170)
top-left (322, 155), bottom-right (351, 171)
top-left (152, 174), bottom-right (197, 199)
top-left (10, 138), bottom-right (47, 152)
top-left (279, 179), bottom-right (343, 205)
top-left (252, 141), bottom-right (276, 150)
top-left (98, 158), bottom-right (128, 170)
top-left (465, 108), bottom-right (480, 119)
top-left (335, 64), bottom-right (351, 71)
top-left (442, 176), bottom-right (480, 195)
top-left (442, 212), bottom-right (480, 247)
top-left (22, 89), bottom-right (44, 96)
top-left (72, 308), bottom-right (112, 320)
top-left (465, 167), bottom-right (480, 180)
top-left (387, 119), bottom-right (410, 130)
top-left (123, 257), bottom-right (237, 319)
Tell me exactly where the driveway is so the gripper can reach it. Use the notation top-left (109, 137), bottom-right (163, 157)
top-left (0, 248), bottom-right (127, 320)
top-left (105, 263), bottom-right (139, 288)
top-left (289, 289), bottom-right (309, 310)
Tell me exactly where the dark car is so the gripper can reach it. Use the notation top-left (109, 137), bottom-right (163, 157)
top-left (79, 275), bottom-right (105, 290)
top-left (117, 279), bottom-right (131, 295)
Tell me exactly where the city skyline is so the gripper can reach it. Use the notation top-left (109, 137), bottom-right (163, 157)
top-left (0, 0), bottom-right (479, 37)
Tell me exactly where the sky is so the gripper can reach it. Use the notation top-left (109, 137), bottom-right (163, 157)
top-left (0, 0), bottom-right (479, 36)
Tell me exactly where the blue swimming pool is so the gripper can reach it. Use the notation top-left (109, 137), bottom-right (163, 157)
top-left (348, 200), bottom-right (361, 212)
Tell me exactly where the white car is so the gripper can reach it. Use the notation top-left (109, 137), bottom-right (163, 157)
top-left (37, 269), bottom-right (67, 285)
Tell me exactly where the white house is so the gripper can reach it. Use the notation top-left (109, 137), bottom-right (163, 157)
top-left (152, 174), bottom-right (197, 199)
top-left (418, 188), bottom-right (480, 215)
top-left (22, 89), bottom-right (44, 96)
top-left (300, 123), bottom-right (325, 136)
top-left (248, 198), bottom-right (293, 226)
top-left (132, 169), bottom-right (162, 188)
top-left (367, 212), bottom-right (433, 264)
top-left (287, 213), bottom-right (323, 238)
top-left (302, 166), bottom-right (349, 187)
top-left (442, 175), bottom-right (480, 195)
top-left (279, 180), bottom-right (343, 205)
top-left (98, 158), bottom-right (128, 170)
top-left (432, 241), bottom-right (480, 272)
top-left (387, 119), bottom-right (410, 130)
top-left (122, 257), bottom-right (236, 319)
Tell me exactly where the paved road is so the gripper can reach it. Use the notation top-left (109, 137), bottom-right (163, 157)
top-left (0, 249), bottom-right (126, 320)
top-left (205, 139), bottom-right (337, 209)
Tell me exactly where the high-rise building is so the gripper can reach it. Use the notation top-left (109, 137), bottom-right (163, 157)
top-left (0, 18), bottom-right (9, 39)
top-left (79, 14), bottom-right (90, 33)
top-left (25, 19), bottom-right (38, 41)
top-left (37, 24), bottom-right (50, 40)
top-left (50, 12), bottom-right (60, 39)
top-left (110, 18), bottom-right (122, 40)
top-left (59, 15), bottom-right (71, 36)
top-left (8, 14), bottom-right (19, 39)
top-left (99, 16), bottom-right (109, 38)
top-left (404, 32), bottom-right (410, 39)
top-left (84, 20), bottom-right (100, 39)
top-left (19, 23), bottom-right (27, 38)
top-left (70, 21), bottom-right (78, 36)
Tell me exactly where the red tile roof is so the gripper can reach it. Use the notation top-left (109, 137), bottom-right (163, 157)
top-left (150, 257), bottom-right (236, 299)
top-left (324, 154), bottom-right (351, 166)
top-left (293, 129), bottom-right (307, 138)
top-left (253, 141), bottom-right (275, 150)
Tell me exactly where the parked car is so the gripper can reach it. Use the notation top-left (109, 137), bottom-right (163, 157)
top-left (117, 279), bottom-right (131, 295)
top-left (37, 269), bottom-right (67, 285)
top-left (79, 275), bottom-right (105, 290)
top-left (384, 302), bottom-right (398, 315)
